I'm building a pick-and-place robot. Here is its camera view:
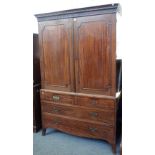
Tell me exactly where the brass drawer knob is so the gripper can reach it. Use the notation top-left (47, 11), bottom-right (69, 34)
top-left (52, 95), bottom-right (60, 101)
top-left (89, 127), bottom-right (97, 132)
top-left (90, 112), bottom-right (98, 117)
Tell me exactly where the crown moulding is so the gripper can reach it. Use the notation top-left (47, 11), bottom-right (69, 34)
top-left (35, 3), bottom-right (120, 22)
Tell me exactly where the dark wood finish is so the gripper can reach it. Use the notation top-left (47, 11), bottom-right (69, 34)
top-left (42, 113), bottom-right (114, 144)
top-left (40, 90), bottom-right (74, 104)
top-left (74, 14), bottom-right (116, 96)
top-left (42, 101), bottom-right (115, 125)
top-left (38, 19), bottom-right (74, 92)
top-left (120, 140), bottom-right (122, 155)
top-left (42, 128), bottom-right (46, 136)
top-left (33, 33), bottom-right (42, 132)
top-left (35, 4), bottom-right (120, 153)
top-left (41, 89), bottom-right (115, 99)
top-left (33, 84), bottom-right (42, 132)
top-left (33, 33), bottom-right (41, 84)
top-left (76, 96), bottom-right (115, 110)
top-left (116, 59), bottom-right (122, 92)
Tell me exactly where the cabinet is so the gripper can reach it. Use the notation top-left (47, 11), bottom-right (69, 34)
top-left (33, 34), bottom-right (42, 132)
top-left (33, 33), bottom-right (41, 85)
top-left (33, 84), bottom-right (41, 132)
top-left (35, 3), bottom-right (120, 153)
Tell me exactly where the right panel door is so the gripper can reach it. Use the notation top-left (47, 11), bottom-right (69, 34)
top-left (74, 14), bottom-right (116, 96)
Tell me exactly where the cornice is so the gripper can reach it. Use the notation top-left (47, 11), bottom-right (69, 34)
top-left (35, 3), bottom-right (120, 22)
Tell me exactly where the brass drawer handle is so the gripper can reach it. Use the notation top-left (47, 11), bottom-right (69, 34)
top-left (90, 112), bottom-right (98, 117)
top-left (90, 99), bottom-right (97, 105)
top-left (89, 127), bottom-right (97, 132)
top-left (52, 95), bottom-right (60, 101)
top-left (52, 107), bottom-right (61, 113)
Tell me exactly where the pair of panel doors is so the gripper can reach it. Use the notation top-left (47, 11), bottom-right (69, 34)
top-left (39, 14), bottom-right (116, 96)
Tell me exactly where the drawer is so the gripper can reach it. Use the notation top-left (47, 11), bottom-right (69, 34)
top-left (40, 90), bottom-right (74, 105)
top-left (42, 113), bottom-right (114, 143)
top-left (42, 102), bottom-right (114, 125)
top-left (76, 96), bottom-right (115, 110)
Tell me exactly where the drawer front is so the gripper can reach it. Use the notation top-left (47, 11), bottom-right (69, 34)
top-left (42, 102), bottom-right (114, 125)
top-left (40, 90), bottom-right (74, 105)
top-left (42, 113), bottom-right (114, 143)
top-left (76, 96), bottom-right (115, 110)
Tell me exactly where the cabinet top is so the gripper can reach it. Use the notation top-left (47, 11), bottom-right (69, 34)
top-left (35, 3), bottom-right (120, 22)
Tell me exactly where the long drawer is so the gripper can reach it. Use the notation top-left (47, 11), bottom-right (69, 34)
top-left (42, 101), bottom-right (114, 125)
top-left (42, 113), bottom-right (114, 143)
top-left (76, 96), bottom-right (115, 110)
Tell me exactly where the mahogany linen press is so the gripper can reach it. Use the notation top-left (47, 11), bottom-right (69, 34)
top-left (35, 3), bottom-right (121, 153)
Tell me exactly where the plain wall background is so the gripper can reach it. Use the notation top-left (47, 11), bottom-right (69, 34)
top-left (0, 0), bottom-right (155, 155)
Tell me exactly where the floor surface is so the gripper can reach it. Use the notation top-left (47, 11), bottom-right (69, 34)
top-left (33, 128), bottom-right (121, 155)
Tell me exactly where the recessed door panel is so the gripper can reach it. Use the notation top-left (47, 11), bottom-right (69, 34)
top-left (39, 19), bottom-right (74, 91)
top-left (74, 15), bottom-right (116, 95)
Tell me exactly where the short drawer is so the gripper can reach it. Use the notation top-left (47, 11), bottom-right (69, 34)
top-left (42, 113), bottom-right (114, 143)
top-left (42, 102), bottom-right (114, 125)
top-left (40, 90), bottom-right (74, 105)
top-left (76, 96), bottom-right (115, 110)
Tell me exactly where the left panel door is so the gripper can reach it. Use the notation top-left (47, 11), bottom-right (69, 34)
top-left (39, 19), bottom-right (75, 92)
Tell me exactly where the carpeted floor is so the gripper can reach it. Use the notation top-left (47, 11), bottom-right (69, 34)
top-left (33, 128), bottom-right (121, 155)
